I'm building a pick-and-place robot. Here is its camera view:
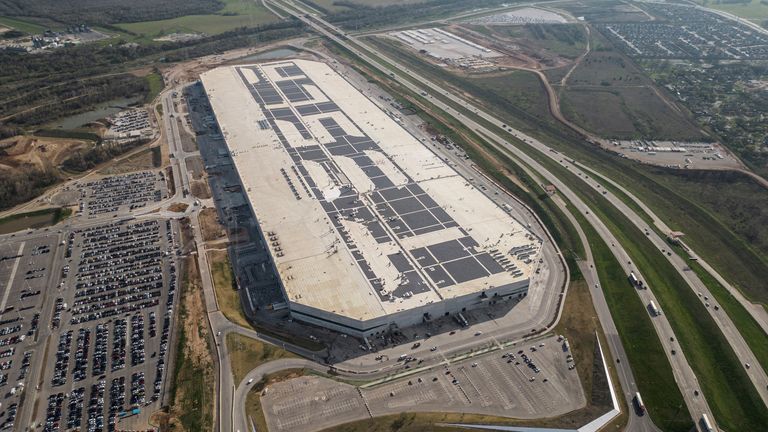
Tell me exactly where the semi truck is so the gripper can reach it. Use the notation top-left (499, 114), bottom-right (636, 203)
top-left (701, 413), bottom-right (714, 432)
top-left (628, 272), bottom-right (645, 289)
top-left (649, 301), bottom-right (661, 316)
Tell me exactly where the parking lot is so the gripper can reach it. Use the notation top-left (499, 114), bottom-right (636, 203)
top-left (33, 218), bottom-right (179, 432)
top-left (261, 335), bottom-right (585, 432)
top-left (0, 235), bottom-right (61, 430)
top-left (0, 188), bottom-right (180, 432)
top-left (608, 139), bottom-right (742, 170)
top-left (78, 171), bottom-right (167, 217)
top-left (106, 109), bottom-right (153, 140)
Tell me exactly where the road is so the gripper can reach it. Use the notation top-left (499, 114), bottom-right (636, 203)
top-left (578, 163), bottom-right (768, 336)
top-left (268, 1), bottom-right (723, 429)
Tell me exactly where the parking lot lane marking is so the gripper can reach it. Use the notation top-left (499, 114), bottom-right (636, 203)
top-left (0, 242), bottom-right (25, 317)
top-left (491, 335), bottom-right (503, 349)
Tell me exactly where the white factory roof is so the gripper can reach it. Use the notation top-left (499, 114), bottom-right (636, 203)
top-left (200, 59), bottom-right (538, 321)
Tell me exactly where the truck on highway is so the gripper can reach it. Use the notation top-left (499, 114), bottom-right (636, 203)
top-left (628, 272), bottom-right (644, 289)
top-left (649, 301), bottom-right (661, 316)
top-left (701, 413), bottom-right (714, 432)
top-left (634, 392), bottom-right (646, 415)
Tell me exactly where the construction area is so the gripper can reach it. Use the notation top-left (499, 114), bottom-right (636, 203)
top-left (389, 28), bottom-right (502, 71)
top-left (200, 59), bottom-right (541, 337)
top-left (607, 139), bottom-right (742, 170)
top-left (466, 7), bottom-right (570, 25)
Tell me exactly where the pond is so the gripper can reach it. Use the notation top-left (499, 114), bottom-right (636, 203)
top-left (46, 96), bottom-right (143, 130)
top-left (0, 209), bottom-right (62, 234)
top-left (235, 47), bottom-right (298, 63)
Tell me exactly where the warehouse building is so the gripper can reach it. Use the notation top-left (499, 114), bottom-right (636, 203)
top-left (200, 59), bottom-right (540, 337)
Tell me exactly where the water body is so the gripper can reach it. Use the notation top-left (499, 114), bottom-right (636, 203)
top-left (236, 48), bottom-right (298, 63)
top-left (0, 211), bottom-right (59, 234)
top-left (47, 96), bottom-right (142, 130)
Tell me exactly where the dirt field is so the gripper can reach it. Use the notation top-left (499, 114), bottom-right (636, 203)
top-left (199, 207), bottom-right (226, 242)
top-left (99, 147), bottom-right (156, 175)
top-left (168, 202), bottom-right (189, 213)
top-left (178, 118), bottom-right (199, 153)
top-left (191, 179), bottom-right (212, 199)
top-left (185, 155), bottom-right (205, 180)
top-left (160, 224), bottom-right (215, 432)
top-left (0, 135), bottom-right (91, 171)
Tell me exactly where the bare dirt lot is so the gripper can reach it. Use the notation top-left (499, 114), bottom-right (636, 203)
top-left (99, 147), bottom-right (157, 175)
top-left (0, 135), bottom-right (91, 170)
top-left (168, 202), bottom-right (189, 212)
top-left (185, 155), bottom-right (205, 180)
top-left (199, 207), bottom-right (226, 241)
top-left (191, 179), bottom-right (212, 199)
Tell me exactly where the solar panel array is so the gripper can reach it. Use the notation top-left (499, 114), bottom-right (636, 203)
top-left (235, 62), bottom-right (519, 301)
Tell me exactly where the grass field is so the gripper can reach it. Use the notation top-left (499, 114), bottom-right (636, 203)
top-left (116, 0), bottom-right (280, 36)
top-left (208, 250), bottom-right (252, 328)
top-left (697, 0), bottom-right (768, 23)
top-left (144, 71), bottom-right (164, 103)
top-left (0, 207), bottom-right (71, 234)
top-left (0, 16), bottom-right (46, 34)
top-left (225, 333), bottom-right (296, 383)
top-left (642, 169), bottom-right (768, 304)
top-left (560, 49), bottom-right (705, 140)
top-left (566, 51), bottom-right (648, 86)
top-left (561, 89), bottom-right (636, 137)
top-left (307, 0), bottom-right (426, 13)
top-left (672, 244), bottom-right (768, 373)
top-left (480, 24), bottom-right (588, 59)
top-left (536, 151), bottom-right (768, 431)
top-left (469, 71), bottom-right (557, 129)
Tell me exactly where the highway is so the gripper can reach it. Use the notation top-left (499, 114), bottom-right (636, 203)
top-left (577, 163), bottom-right (768, 336)
top-left (267, 1), bottom-right (723, 429)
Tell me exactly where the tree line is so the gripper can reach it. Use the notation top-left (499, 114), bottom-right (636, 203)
top-left (0, 20), bottom-right (305, 129)
top-left (0, 164), bottom-right (59, 210)
top-left (325, 0), bottom-right (515, 30)
top-left (62, 139), bottom-right (149, 172)
top-left (0, 0), bottom-right (224, 25)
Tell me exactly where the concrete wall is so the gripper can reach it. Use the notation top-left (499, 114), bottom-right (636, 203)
top-left (289, 280), bottom-right (529, 338)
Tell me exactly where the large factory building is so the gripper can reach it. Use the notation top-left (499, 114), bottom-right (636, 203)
top-left (200, 59), bottom-right (540, 337)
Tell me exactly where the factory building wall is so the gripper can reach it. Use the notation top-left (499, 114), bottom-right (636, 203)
top-left (288, 280), bottom-right (529, 338)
